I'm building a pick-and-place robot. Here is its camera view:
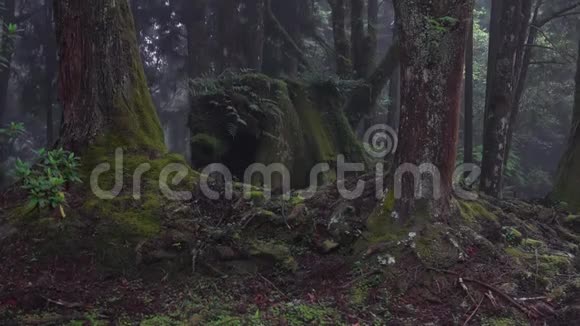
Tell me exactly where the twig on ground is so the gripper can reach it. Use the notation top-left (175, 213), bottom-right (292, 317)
top-left (340, 270), bottom-right (382, 289)
top-left (258, 273), bottom-right (289, 299)
top-left (516, 296), bottom-right (548, 302)
top-left (42, 296), bottom-right (83, 309)
top-left (427, 267), bottom-right (544, 319)
top-left (459, 277), bottom-right (477, 305)
top-left (463, 295), bottom-right (485, 326)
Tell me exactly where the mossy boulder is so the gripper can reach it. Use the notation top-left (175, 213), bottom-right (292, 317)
top-left (246, 239), bottom-right (298, 272)
top-left (189, 73), bottom-right (365, 189)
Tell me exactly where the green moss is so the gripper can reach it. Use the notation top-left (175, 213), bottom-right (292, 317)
top-left (190, 133), bottom-right (228, 163)
top-left (298, 104), bottom-right (336, 162)
top-left (505, 247), bottom-right (572, 277)
top-left (502, 227), bottom-right (523, 246)
top-left (458, 200), bottom-right (498, 223)
top-left (139, 316), bottom-right (180, 326)
top-left (415, 224), bottom-right (459, 268)
top-left (76, 149), bottom-right (198, 271)
top-left (271, 303), bottom-right (341, 326)
top-left (288, 195), bottom-right (305, 206)
top-left (247, 240), bottom-right (298, 272)
top-left (480, 317), bottom-right (527, 326)
top-left (364, 192), bottom-right (434, 245)
top-left (521, 238), bottom-right (546, 250)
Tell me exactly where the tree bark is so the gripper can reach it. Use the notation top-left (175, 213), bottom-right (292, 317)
top-left (0, 0), bottom-right (15, 126)
top-left (242, 0), bottom-right (265, 71)
top-left (464, 17), bottom-right (474, 164)
top-left (215, 0), bottom-right (242, 72)
top-left (387, 22), bottom-right (400, 132)
top-left (345, 41), bottom-right (400, 128)
top-left (393, 0), bottom-right (473, 220)
top-left (54, 0), bottom-right (165, 154)
top-left (350, 0), bottom-right (366, 78)
top-left (480, 0), bottom-right (532, 197)
top-left (263, 0), bottom-right (312, 76)
top-left (366, 0), bottom-right (379, 76)
top-left (505, 0), bottom-right (541, 163)
top-left (328, 0), bottom-right (351, 78)
top-left (553, 40), bottom-right (580, 212)
top-left (386, 64), bottom-right (400, 131)
top-left (44, 0), bottom-right (57, 147)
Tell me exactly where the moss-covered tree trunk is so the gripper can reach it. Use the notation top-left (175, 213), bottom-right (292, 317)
top-left (328, 0), bottom-right (351, 78)
top-left (0, 0), bottom-right (15, 125)
top-left (554, 40), bottom-right (580, 212)
top-left (479, 0), bottom-right (531, 198)
top-left (393, 0), bottom-right (473, 220)
top-left (54, 0), bottom-right (165, 154)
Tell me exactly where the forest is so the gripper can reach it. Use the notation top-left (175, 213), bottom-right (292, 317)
top-left (1, 0), bottom-right (580, 324)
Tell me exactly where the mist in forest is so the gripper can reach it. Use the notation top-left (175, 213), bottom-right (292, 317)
top-left (2, 0), bottom-right (580, 323)
top-left (2, 0), bottom-right (577, 200)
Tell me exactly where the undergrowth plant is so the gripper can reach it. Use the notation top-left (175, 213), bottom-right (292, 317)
top-left (15, 148), bottom-right (81, 217)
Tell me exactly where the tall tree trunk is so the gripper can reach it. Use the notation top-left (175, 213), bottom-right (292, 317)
top-left (242, 0), bottom-right (265, 71)
top-left (350, 0), bottom-right (366, 78)
top-left (263, 0), bottom-right (311, 76)
top-left (54, 0), bottom-right (165, 154)
top-left (464, 17), bottom-right (474, 164)
top-left (387, 21), bottom-right (400, 131)
top-left (393, 0), bottom-right (473, 220)
top-left (184, 0), bottom-right (209, 78)
top-left (215, 0), bottom-right (242, 72)
top-left (328, 0), bottom-right (351, 78)
top-left (44, 0), bottom-right (57, 147)
top-left (0, 0), bottom-right (15, 125)
top-left (553, 40), bottom-right (580, 212)
top-left (505, 0), bottom-right (541, 162)
top-left (387, 64), bottom-right (400, 131)
top-left (365, 0), bottom-right (379, 76)
top-left (345, 42), bottom-right (399, 128)
top-left (480, 0), bottom-right (531, 197)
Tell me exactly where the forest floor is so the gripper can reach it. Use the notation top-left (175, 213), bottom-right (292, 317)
top-left (1, 175), bottom-right (580, 325)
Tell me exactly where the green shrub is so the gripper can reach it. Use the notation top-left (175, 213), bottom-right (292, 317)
top-left (15, 148), bottom-right (81, 217)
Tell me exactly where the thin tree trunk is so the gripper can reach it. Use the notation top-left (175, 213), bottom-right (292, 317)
top-left (0, 0), bottom-right (15, 125)
top-left (328, 0), bottom-right (351, 78)
top-left (350, 0), bottom-right (365, 78)
top-left (54, 0), bottom-right (165, 154)
top-left (480, 0), bottom-right (532, 197)
top-left (242, 0), bottom-right (265, 71)
top-left (215, 0), bottom-right (241, 72)
top-left (393, 0), bottom-right (473, 220)
top-left (345, 41), bottom-right (399, 128)
top-left (386, 64), bottom-right (400, 131)
top-left (44, 0), bottom-right (57, 147)
top-left (366, 0), bottom-right (378, 76)
top-left (387, 22), bottom-right (400, 132)
top-left (184, 0), bottom-right (209, 78)
top-left (553, 40), bottom-right (580, 212)
top-left (464, 18), bottom-right (474, 164)
top-left (505, 1), bottom-right (541, 163)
